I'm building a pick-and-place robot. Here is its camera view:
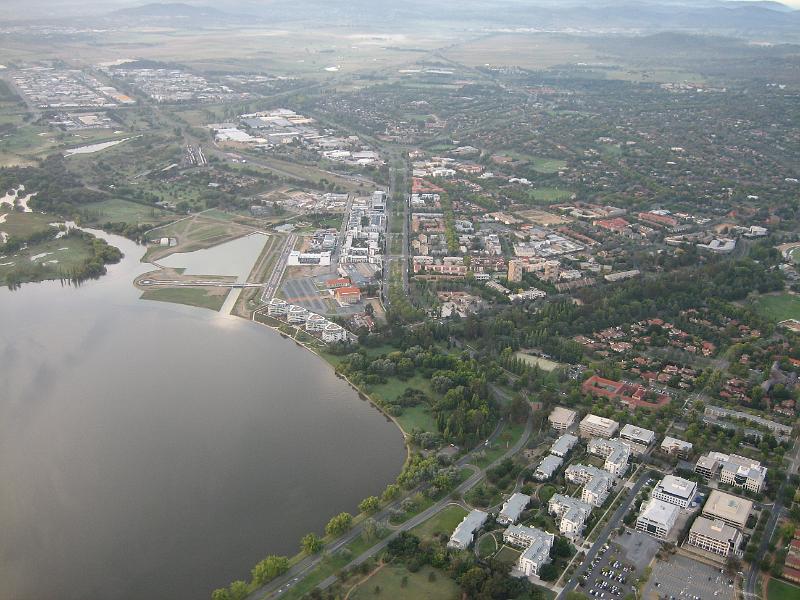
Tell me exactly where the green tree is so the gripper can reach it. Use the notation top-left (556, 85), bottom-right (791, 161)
top-left (251, 555), bottom-right (289, 585)
top-left (325, 512), bottom-right (354, 536)
top-left (359, 496), bottom-right (381, 514)
top-left (301, 532), bottom-right (324, 555)
top-left (229, 580), bottom-right (249, 600)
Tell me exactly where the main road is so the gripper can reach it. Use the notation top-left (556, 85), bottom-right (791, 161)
top-left (246, 415), bottom-right (533, 600)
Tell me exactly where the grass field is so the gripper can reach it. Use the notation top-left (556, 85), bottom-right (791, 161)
top-left (768, 579), bottom-right (800, 600)
top-left (751, 293), bottom-right (800, 322)
top-left (349, 564), bottom-right (459, 600)
top-left (494, 545), bottom-right (521, 565)
top-left (411, 505), bottom-right (467, 541)
top-left (477, 532), bottom-right (499, 558)
top-left (528, 187), bottom-right (574, 203)
top-left (0, 235), bottom-right (95, 284)
top-left (86, 198), bottom-right (172, 225)
top-left (139, 287), bottom-right (229, 311)
top-left (515, 352), bottom-right (561, 371)
top-left (394, 405), bottom-right (439, 435)
top-left (0, 211), bottom-right (53, 238)
top-left (531, 157), bottom-right (568, 174)
top-left (790, 247), bottom-right (800, 265)
top-left (476, 422), bottom-right (526, 468)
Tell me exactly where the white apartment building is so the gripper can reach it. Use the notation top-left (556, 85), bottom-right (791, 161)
top-left (660, 436), bottom-right (693, 458)
top-left (498, 493), bottom-right (530, 525)
top-left (619, 424), bottom-right (656, 454)
top-left (579, 414), bottom-right (619, 439)
top-left (448, 510), bottom-right (488, 550)
top-left (688, 517), bottom-right (743, 557)
top-left (549, 494), bottom-right (593, 538)
top-left (549, 407), bottom-right (577, 432)
top-left (652, 475), bottom-right (697, 509)
top-left (534, 455), bottom-right (563, 481)
top-left (636, 498), bottom-right (679, 540)
top-left (305, 313), bottom-right (327, 332)
top-left (587, 438), bottom-right (630, 476)
top-left (550, 433), bottom-right (579, 458)
top-left (267, 297), bottom-right (288, 316)
top-left (582, 473), bottom-right (613, 507)
top-left (287, 305), bottom-right (309, 324)
top-left (503, 525), bottom-right (554, 577)
top-left (322, 322), bottom-right (348, 343)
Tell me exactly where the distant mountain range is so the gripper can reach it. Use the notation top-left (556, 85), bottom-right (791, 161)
top-left (100, 0), bottom-right (800, 37)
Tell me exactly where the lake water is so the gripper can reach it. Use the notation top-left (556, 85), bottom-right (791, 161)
top-left (0, 231), bottom-right (405, 600)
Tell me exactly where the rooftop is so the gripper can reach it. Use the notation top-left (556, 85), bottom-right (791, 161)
top-left (655, 475), bottom-right (697, 501)
top-left (620, 423), bottom-right (656, 444)
top-left (690, 516), bottom-right (741, 543)
top-left (639, 498), bottom-right (680, 528)
top-left (702, 490), bottom-right (753, 528)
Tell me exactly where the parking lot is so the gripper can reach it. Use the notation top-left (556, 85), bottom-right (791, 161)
top-left (616, 529), bottom-right (662, 572)
top-left (580, 541), bottom-right (638, 599)
top-left (281, 277), bottom-right (330, 314)
top-left (642, 554), bottom-right (734, 600)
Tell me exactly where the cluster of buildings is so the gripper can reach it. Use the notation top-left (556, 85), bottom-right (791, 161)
top-left (266, 298), bottom-right (349, 343)
top-left (211, 108), bottom-right (382, 166)
top-left (687, 490), bottom-right (752, 558)
top-left (101, 64), bottom-right (248, 104)
top-left (448, 495), bottom-right (556, 579)
top-left (339, 191), bottom-right (386, 268)
top-left (694, 451), bottom-right (767, 494)
top-left (12, 66), bottom-right (133, 108)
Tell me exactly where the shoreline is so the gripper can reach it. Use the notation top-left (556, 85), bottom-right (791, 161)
top-left (248, 307), bottom-right (414, 466)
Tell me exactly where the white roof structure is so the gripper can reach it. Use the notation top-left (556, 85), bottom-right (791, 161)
top-left (448, 509), bottom-right (488, 549)
top-left (639, 498), bottom-right (679, 530)
top-left (551, 433), bottom-right (579, 457)
top-left (534, 455), bottom-right (563, 481)
top-left (619, 424), bottom-right (656, 446)
top-left (498, 493), bottom-right (530, 524)
top-left (702, 490), bottom-right (752, 529)
top-left (654, 475), bottom-right (697, 504)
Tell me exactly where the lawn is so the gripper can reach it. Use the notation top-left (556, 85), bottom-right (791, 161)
top-left (411, 505), bottom-right (467, 540)
top-left (348, 564), bottom-right (459, 600)
top-left (751, 293), bottom-right (800, 322)
top-left (528, 187), bottom-right (573, 203)
top-left (476, 422), bottom-right (526, 468)
top-left (477, 532), bottom-right (499, 559)
top-left (395, 405), bottom-right (439, 435)
top-left (0, 211), bottom-right (54, 238)
top-left (790, 247), bottom-right (800, 265)
top-left (86, 198), bottom-right (172, 225)
top-left (140, 287), bottom-right (229, 311)
top-left (494, 545), bottom-right (521, 565)
top-left (0, 235), bottom-right (95, 285)
top-left (515, 352), bottom-right (561, 371)
top-left (532, 157), bottom-right (568, 174)
top-left (768, 579), bottom-right (800, 600)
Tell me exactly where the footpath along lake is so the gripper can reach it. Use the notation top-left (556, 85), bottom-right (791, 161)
top-left (0, 230), bottom-right (405, 600)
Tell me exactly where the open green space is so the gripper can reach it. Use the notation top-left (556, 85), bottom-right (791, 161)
top-left (475, 422), bottom-right (526, 468)
top-left (790, 247), bottom-right (800, 265)
top-left (348, 564), bottom-right (459, 600)
top-left (0, 211), bottom-right (54, 238)
top-left (394, 405), bottom-right (440, 435)
top-left (751, 293), bottom-right (800, 322)
top-left (477, 532), bottom-right (499, 559)
top-left (494, 545), bottom-right (521, 565)
top-left (411, 505), bottom-right (467, 541)
top-left (84, 198), bottom-right (172, 225)
top-left (768, 579), bottom-right (800, 600)
top-left (528, 187), bottom-right (573, 203)
top-left (531, 157), bottom-right (567, 174)
top-left (139, 287), bottom-right (229, 311)
top-left (0, 235), bottom-right (95, 285)
top-left (515, 352), bottom-right (561, 371)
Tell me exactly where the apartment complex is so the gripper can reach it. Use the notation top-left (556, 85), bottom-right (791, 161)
top-left (535, 455), bottom-right (563, 481)
top-left (579, 413), bottom-right (620, 439)
top-left (565, 464), bottom-right (614, 507)
top-left (498, 493), bottom-right (530, 525)
top-left (660, 436), bottom-right (693, 458)
top-left (448, 510), bottom-right (488, 550)
top-left (550, 433), bottom-right (579, 458)
top-left (549, 406), bottom-right (577, 432)
top-left (503, 525), bottom-right (555, 577)
top-left (549, 494), bottom-right (593, 538)
top-left (587, 437), bottom-right (630, 476)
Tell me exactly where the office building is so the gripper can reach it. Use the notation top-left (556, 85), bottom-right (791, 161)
top-left (549, 407), bottom-right (577, 432)
top-left (660, 436), bottom-right (693, 458)
top-left (652, 475), bottom-right (697, 509)
top-left (579, 414), bottom-right (619, 439)
top-left (702, 490), bottom-right (752, 529)
top-left (688, 517), bottom-right (743, 557)
top-left (549, 494), bottom-right (593, 538)
top-left (636, 498), bottom-right (679, 540)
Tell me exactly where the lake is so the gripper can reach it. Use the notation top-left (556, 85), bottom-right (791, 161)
top-left (0, 231), bottom-right (405, 600)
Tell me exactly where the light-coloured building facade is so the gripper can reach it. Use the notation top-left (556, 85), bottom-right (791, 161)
top-left (695, 452), bottom-right (767, 493)
top-left (579, 414), bottom-right (619, 439)
top-left (322, 322), bottom-right (348, 343)
top-left (550, 433), bottom-right (579, 458)
top-left (267, 297), bottom-right (288, 316)
top-left (702, 490), bottom-right (752, 529)
top-left (660, 436), bottom-right (693, 458)
top-left (549, 494), bottom-right (593, 538)
top-left (636, 498), bottom-right (679, 540)
top-left (448, 510), bottom-right (488, 550)
top-left (534, 455), bottom-right (563, 481)
top-left (503, 526), bottom-right (554, 577)
top-left (498, 493), bottom-right (530, 525)
top-left (549, 407), bottom-right (577, 432)
top-left (687, 517), bottom-right (743, 557)
top-left (652, 475), bottom-right (697, 509)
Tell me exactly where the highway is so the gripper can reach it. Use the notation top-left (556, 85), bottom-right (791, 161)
top-left (246, 415), bottom-right (533, 600)
top-left (260, 233), bottom-right (297, 301)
